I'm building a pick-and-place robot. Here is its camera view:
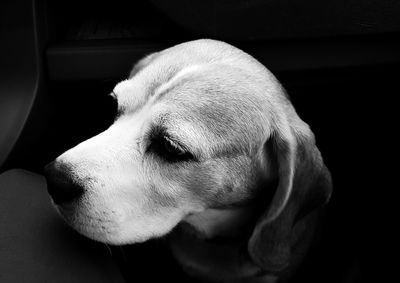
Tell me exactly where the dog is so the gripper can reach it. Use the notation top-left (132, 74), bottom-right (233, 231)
top-left (44, 39), bottom-right (332, 283)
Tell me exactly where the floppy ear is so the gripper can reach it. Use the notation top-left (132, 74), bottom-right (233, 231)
top-left (248, 111), bottom-right (332, 272)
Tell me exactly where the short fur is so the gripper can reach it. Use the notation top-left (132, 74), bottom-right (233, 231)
top-left (46, 39), bottom-right (332, 283)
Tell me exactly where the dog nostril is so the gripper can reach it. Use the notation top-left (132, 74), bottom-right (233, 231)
top-left (44, 161), bottom-right (84, 205)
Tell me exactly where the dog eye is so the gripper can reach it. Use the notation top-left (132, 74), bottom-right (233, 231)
top-left (149, 136), bottom-right (194, 162)
top-left (163, 136), bottom-right (184, 154)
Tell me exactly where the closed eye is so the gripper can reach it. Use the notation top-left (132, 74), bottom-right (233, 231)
top-left (148, 134), bottom-right (195, 162)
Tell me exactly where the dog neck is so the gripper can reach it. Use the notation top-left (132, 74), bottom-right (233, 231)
top-left (168, 205), bottom-right (274, 282)
top-left (183, 206), bottom-right (260, 239)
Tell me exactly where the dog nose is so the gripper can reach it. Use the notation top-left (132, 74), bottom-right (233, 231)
top-left (44, 161), bottom-right (84, 205)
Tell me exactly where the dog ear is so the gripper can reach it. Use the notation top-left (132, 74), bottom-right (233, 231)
top-left (129, 52), bottom-right (159, 78)
top-left (248, 110), bottom-right (332, 272)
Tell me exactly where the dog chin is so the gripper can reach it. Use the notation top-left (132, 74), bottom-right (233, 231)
top-left (72, 224), bottom-right (155, 245)
top-left (53, 206), bottom-right (154, 245)
top-left (68, 221), bottom-right (114, 243)
top-left (52, 206), bottom-right (116, 243)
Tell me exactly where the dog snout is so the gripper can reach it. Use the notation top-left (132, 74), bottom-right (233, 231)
top-left (44, 161), bottom-right (84, 205)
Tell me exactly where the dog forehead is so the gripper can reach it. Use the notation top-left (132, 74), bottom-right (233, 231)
top-left (153, 68), bottom-right (273, 156)
top-left (113, 39), bottom-right (255, 111)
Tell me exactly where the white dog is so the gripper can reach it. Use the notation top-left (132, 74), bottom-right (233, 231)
top-left (45, 39), bottom-right (332, 283)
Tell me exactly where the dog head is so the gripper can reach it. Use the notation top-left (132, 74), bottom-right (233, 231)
top-left (45, 40), bottom-right (331, 271)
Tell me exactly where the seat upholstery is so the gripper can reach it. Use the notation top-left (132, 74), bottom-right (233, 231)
top-left (0, 169), bottom-right (125, 283)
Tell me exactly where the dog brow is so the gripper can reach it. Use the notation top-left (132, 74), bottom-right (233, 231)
top-left (153, 65), bottom-right (203, 101)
